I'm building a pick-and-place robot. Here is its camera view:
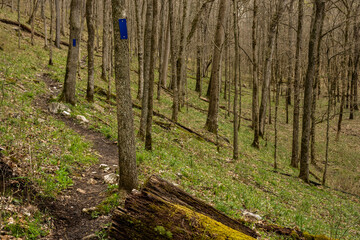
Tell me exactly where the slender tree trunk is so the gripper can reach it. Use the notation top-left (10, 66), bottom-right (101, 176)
top-left (169, 0), bottom-right (178, 120)
top-left (157, 0), bottom-right (166, 100)
top-left (299, 0), bottom-right (325, 183)
top-left (350, 20), bottom-right (360, 118)
top-left (258, 0), bottom-right (285, 137)
top-left (175, 0), bottom-right (189, 115)
top-left (111, 0), bottom-right (138, 192)
top-left (145, 0), bottom-right (159, 151)
top-left (48, 0), bottom-right (54, 65)
top-left (286, 0), bottom-right (295, 124)
top-left (60, 0), bottom-right (82, 105)
top-left (55, 0), bottom-right (61, 48)
top-left (233, 0), bottom-right (239, 160)
top-left (195, 19), bottom-right (202, 94)
top-left (42, 0), bottom-right (48, 48)
top-left (17, 0), bottom-right (21, 49)
top-left (139, 0), bottom-right (153, 139)
top-left (102, 0), bottom-right (110, 82)
top-left (291, 0), bottom-right (304, 168)
top-left (251, 0), bottom-right (259, 148)
top-left (135, 0), bottom-right (145, 100)
top-left (336, 13), bottom-right (351, 141)
top-left (205, 0), bottom-right (227, 133)
top-left (86, 0), bottom-right (95, 102)
top-left (160, 13), bottom-right (171, 93)
top-left (31, 0), bottom-right (35, 45)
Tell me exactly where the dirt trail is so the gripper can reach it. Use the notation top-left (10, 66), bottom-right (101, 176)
top-left (34, 73), bottom-right (118, 239)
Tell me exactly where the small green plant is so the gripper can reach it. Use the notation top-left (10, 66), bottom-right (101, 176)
top-left (154, 225), bottom-right (173, 239)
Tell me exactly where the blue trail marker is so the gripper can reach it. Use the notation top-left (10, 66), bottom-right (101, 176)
top-left (118, 19), bottom-right (128, 39)
top-left (73, 39), bottom-right (76, 47)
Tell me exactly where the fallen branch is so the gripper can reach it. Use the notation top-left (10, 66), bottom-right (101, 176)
top-left (0, 18), bottom-right (69, 46)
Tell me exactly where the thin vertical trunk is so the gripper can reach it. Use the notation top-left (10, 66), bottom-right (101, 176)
top-left (160, 13), bottom-right (171, 90)
top-left (286, 0), bottom-right (295, 124)
top-left (145, 0), bottom-right (159, 151)
top-left (336, 12), bottom-right (350, 141)
top-left (274, 71), bottom-right (280, 170)
top-left (60, 0), bottom-right (82, 105)
top-left (233, 0), bottom-right (239, 160)
top-left (139, 0), bottom-right (153, 139)
top-left (102, 0), bottom-right (110, 83)
top-left (55, 0), bottom-right (61, 48)
top-left (195, 14), bottom-right (202, 94)
top-left (291, 0), bottom-right (304, 168)
top-left (60, 0), bottom-right (65, 35)
top-left (135, 0), bottom-right (145, 100)
top-left (157, 0), bottom-right (166, 100)
top-left (205, 0), bottom-right (227, 133)
top-left (31, 0), bottom-right (35, 45)
top-left (299, 0), bottom-right (325, 183)
top-left (86, 0), bottom-right (95, 102)
top-left (49, 0), bottom-right (54, 65)
top-left (251, 0), bottom-right (259, 148)
top-left (258, 0), bottom-right (285, 137)
top-left (350, 20), bottom-right (360, 117)
top-left (170, 0), bottom-right (178, 120)
top-left (176, 0), bottom-right (189, 114)
top-left (111, 0), bottom-right (138, 192)
top-left (42, 0), bottom-right (48, 48)
top-left (17, 0), bottom-right (21, 49)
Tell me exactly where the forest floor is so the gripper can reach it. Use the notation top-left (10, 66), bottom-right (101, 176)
top-left (1, 7), bottom-right (360, 240)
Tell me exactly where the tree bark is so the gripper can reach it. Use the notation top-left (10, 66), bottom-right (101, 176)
top-left (135, 0), bottom-right (145, 100)
top-left (109, 175), bottom-right (258, 239)
top-left (48, 0), bottom-right (54, 65)
top-left (233, 0), bottom-right (239, 160)
top-left (55, 0), bottom-right (60, 48)
top-left (299, 0), bottom-right (325, 183)
top-left (258, 0), bottom-right (285, 137)
top-left (251, 0), bottom-right (259, 148)
top-left (291, 0), bottom-right (304, 168)
top-left (101, 0), bottom-right (110, 83)
top-left (59, 0), bottom-right (82, 105)
top-left (286, 0), bottom-right (295, 124)
top-left (111, 0), bottom-right (138, 192)
top-left (139, 0), bottom-right (154, 139)
top-left (145, 0), bottom-right (159, 151)
top-left (86, 0), bottom-right (95, 102)
top-left (205, 0), bottom-right (227, 134)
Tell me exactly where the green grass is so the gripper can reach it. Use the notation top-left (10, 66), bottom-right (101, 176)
top-left (1, 6), bottom-right (360, 239)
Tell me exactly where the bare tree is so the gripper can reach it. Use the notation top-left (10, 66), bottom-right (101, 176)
top-left (291, 0), bottom-right (304, 168)
top-left (59, 0), bottom-right (82, 105)
top-left (111, 0), bottom-right (138, 192)
top-left (299, 0), bottom-right (325, 183)
top-left (205, 0), bottom-right (228, 133)
top-left (86, 0), bottom-right (95, 102)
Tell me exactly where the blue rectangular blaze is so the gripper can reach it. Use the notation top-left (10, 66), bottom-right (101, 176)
top-left (118, 19), bottom-right (128, 40)
top-left (73, 39), bottom-right (76, 47)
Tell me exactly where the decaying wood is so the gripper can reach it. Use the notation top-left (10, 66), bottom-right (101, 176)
top-left (109, 175), bottom-right (258, 239)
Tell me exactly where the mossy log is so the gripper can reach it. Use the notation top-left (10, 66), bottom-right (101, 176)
top-left (109, 175), bottom-right (259, 239)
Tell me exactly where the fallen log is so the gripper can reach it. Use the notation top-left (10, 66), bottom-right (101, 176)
top-left (109, 175), bottom-right (258, 239)
top-left (0, 18), bottom-right (69, 46)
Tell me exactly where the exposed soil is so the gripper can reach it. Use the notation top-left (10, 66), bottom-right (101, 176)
top-left (32, 73), bottom-right (119, 239)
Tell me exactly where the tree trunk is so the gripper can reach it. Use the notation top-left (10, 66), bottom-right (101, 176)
top-left (60, 0), bottom-right (65, 35)
top-left (60, 0), bottom-right (82, 105)
top-left (135, 0), bottom-right (145, 100)
top-left (55, 0), bottom-right (60, 48)
top-left (286, 0), bottom-right (295, 124)
top-left (111, 0), bottom-right (138, 192)
top-left (233, 0), bottom-right (239, 160)
top-left (41, 0), bottom-right (48, 48)
top-left (145, 0), bottom-right (159, 151)
top-left (291, 0), bottom-right (304, 168)
top-left (160, 13), bottom-right (170, 93)
top-left (101, 0), bottom-right (110, 82)
top-left (109, 175), bottom-right (258, 239)
top-left (299, 0), bottom-right (325, 183)
top-left (251, 0), bottom-right (259, 148)
top-left (258, 0), bottom-right (285, 137)
top-left (205, 0), bottom-right (227, 134)
top-left (17, 0), bottom-right (20, 49)
top-left (157, 0), bottom-right (166, 100)
top-left (86, 0), bottom-right (95, 102)
top-left (48, 0), bottom-right (54, 65)
top-left (170, 0), bottom-right (179, 121)
top-left (139, 0), bottom-right (153, 139)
